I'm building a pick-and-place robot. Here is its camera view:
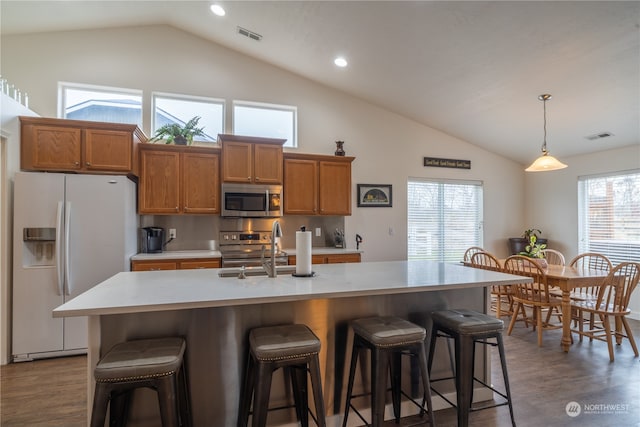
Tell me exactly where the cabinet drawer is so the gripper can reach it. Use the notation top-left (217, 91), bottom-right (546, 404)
top-left (179, 260), bottom-right (221, 270)
top-left (131, 260), bottom-right (178, 271)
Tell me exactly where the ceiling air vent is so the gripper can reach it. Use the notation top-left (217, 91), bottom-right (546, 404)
top-left (585, 132), bottom-right (614, 141)
top-left (237, 26), bottom-right (262, 42)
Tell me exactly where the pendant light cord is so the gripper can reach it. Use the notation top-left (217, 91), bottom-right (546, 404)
top-left (541, 97), bottom-right (548, 154)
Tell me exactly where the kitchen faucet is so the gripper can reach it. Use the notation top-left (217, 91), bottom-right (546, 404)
top-left (261, 220), bottom-right (283, 278)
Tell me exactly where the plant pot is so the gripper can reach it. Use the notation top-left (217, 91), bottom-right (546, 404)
top-left (508, 237), bottom-right (547, 255)
top-left (174, 135), bottom-right (188, 145)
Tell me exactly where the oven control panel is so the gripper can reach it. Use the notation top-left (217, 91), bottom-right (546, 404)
top-left (219, 231), bottom-right (273, 245)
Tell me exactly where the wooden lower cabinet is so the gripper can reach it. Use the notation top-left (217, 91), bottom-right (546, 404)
top-left (288, 253), bottom-right (361, 265)
top-left (131, 258), bottom-right (221, 271)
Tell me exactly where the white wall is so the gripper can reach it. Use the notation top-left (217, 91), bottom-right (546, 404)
top-left (0, 94), bottom-right (38, 364)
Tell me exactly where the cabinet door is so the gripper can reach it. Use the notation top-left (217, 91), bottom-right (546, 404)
top-left (26, 125), bottom-right (82, 171)
top-left (319, 160), bottom-right (352, 215)
top-left (131, 260), bottom-right (178, 271)
top-left (139, 149), bottom-right (181, 214)
top-left (182, 152), bottom-right (220, 214)
top-left (254, 144), bottom-right (283, 184)
top-left (84, 129), bottom-right (132, 172)
top-left (283, 159), bottom-right (318, 215)
top-left (222, 141), bottom-right (253, 183)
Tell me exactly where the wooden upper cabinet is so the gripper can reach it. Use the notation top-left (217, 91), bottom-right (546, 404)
top-left (218, 134), bottom-right (285, 184)
top-left (138, 144), bottom-right (220, 215)
top-left (319, 160), bottom-right (352, 215)
top-left (283, 153), bottom-right (354, 216)
top-left (284, 158), bottom-right (318, 215)
top-left (20, 116), bottom-right (145, 175)
top-left (139, 147), bottom-right (181, 214)
top-left (182, 151), bottom-right (220, 214)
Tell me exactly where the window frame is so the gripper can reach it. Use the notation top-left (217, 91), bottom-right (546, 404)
top-left (232, 100), bottom-right (298, 148)
top-left (58, 81), bottom-right (143, 126)
top-left (151, 91), bottom-right (225, 143)
top-left (407, 177), bottom-right (484, 262)
top-left (578, 169), bottom-right (640, 265)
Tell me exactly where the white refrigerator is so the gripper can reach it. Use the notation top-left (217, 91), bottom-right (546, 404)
top-left (12, 172), bottom-right (137, 361)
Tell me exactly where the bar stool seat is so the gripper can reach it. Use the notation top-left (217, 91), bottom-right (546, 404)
top-left (91, 337), bottom-right (191, 427)
top-left (238, 324), bottom-right (326, 427)
top-left (342, 316), bottom-right (435, 427)
top-left (428, 309), bottom-right (515, 427)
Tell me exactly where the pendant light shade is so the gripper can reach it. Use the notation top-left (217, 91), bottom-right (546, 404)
top-left (525, 94), bottom-right (567, 172)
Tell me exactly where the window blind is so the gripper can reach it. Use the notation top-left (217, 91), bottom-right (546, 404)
top-left (408, 179), bottom-right (483, 262)
top-left (578, 171), bottom-right (640, 265)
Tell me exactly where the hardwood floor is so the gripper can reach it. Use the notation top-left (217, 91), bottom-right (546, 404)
top-left (1, 319), bottom-right (638, 427)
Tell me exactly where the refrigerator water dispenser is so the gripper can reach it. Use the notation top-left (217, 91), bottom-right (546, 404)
top-left (22, 227), bottom-right (56, 267)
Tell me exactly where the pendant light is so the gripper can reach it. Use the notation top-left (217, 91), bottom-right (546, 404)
top-left (525, 94), bottom-right (567, 172)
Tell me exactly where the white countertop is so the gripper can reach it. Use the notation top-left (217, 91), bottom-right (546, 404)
top-left (53, 260), bottom-right (530, 317)
top-left (131, 250), bottom-right (222, 261)
top-left (130, 247), bottom-right (360, 260)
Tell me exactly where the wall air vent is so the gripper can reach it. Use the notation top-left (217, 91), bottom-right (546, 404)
top-left (585, 132), bottom-right (614, 141)
top-left (237, 26), bottom-right (262, 41)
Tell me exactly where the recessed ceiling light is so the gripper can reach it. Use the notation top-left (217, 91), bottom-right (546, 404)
top-left (210, 4), bottom-right (226, 16)
top-left (334, 57), bottom-right (348, 68)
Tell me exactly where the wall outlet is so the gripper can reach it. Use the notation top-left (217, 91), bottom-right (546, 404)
top-left (169, 228), bottom-right (177, 239)
top-left (315, 227), bottom-right (322, 237)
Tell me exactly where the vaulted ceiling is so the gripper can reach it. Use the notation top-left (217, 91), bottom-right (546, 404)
top-left (2, 1), bottom-right (639, 165)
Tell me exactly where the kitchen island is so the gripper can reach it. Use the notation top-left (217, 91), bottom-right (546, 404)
top-left (54, 260), bottom-right (530, 426)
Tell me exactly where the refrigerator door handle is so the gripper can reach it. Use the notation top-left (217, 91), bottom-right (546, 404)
top-left (64, 202), bottom-right (71, 295)
top-left (55, 201), bottom-right (64, 296)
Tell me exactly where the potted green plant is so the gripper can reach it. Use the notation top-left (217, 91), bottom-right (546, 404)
top-left (508, 228), bottom-right (547, 255)
top-left (519, 232), bottom-right (547, 258)
top-left (149, 116), bottom-right (206, 145)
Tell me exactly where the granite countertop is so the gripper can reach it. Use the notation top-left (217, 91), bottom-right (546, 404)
top-left (53, 260), bottom-right (530, 317)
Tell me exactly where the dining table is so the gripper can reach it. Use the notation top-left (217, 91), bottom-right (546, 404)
top-left (463, 260), bottom-right (610, 352)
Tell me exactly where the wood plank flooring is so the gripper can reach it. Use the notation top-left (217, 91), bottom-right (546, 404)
top-left (1, 319), bottom-right (638, 427)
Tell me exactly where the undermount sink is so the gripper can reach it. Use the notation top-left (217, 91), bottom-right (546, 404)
top-left (218, 265), bottom-right (297, 278)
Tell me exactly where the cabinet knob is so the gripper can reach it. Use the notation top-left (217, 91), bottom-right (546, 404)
top-left (85, 162), bottom-right (91, 166)
top-left (175, 207), bottom-right (179, 211)
top-left (247, 177), bottom-right (251, 181)
top-left (74, 162), bottom-right (80, 166)
top-left (255, 177), bottom-right (260, 181)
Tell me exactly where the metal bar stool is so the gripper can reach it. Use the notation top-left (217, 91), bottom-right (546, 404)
top-left (237, 324), bottom-right (326, 427)
top-left (90, 337), bottom-right (191, 427)
top-left (428, 309), bottom-right (515, 427)
top-left (342, 316), bottom-right (435, 427)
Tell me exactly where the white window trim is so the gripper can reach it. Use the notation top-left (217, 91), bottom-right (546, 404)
top-left (151, 91), bottom-right (226, 140)
top-left (57, 81), bottom-right (142, 119)
top-left (232, 100), bottom-right (298, 147)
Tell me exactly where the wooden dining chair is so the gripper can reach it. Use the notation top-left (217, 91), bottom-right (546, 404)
top-left (470, 251), bottom-right (513, 318)
top-left (541, 249), bottom-right (565, 266)
top-left (503, 255), bottom-right (563, 347)
top-left (463, 246), bottom-right (484, 262)
top-left (570, 262), bottom-right (640, 362)
top-left (569, 253), bottom-right (613, 299)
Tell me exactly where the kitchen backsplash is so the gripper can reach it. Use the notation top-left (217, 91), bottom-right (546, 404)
top-left (139, 215), bottom-right (345, 252)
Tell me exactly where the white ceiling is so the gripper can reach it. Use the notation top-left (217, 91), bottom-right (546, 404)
top-left (2, 1), bottom-right (639, 165)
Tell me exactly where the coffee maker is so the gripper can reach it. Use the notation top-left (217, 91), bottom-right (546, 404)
top-left (139, 227), bottom-right (165, 253)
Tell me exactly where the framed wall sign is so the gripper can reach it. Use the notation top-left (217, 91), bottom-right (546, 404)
top-left (357, 184), bottom-right (392, 207)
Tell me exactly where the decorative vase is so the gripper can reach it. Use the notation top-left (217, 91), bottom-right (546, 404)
top-left (335, 140), bottom-right (345, 156)
top-left (535, 258), bottom-right (548, 268)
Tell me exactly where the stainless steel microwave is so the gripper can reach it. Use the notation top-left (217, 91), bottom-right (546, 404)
top-left (221, 183), bottom-right (283, 217)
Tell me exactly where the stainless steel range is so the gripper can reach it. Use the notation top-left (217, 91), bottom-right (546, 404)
top-left (219, 230), bottom-right (288, 268)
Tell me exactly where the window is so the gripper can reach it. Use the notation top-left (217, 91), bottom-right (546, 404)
top-left (59, 82), bottom-right (142, 126)
top-left (408, 179), bottom-right (483, 262)
top-left (152, 93), bottom-right (224, 143)
top-left (233, 101), bottom-right (297, 147)
top-left (578, 171), bottom-right (640, 265)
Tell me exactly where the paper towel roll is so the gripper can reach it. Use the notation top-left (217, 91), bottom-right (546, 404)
top-left (296, 231), bottom-right (312, 275)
